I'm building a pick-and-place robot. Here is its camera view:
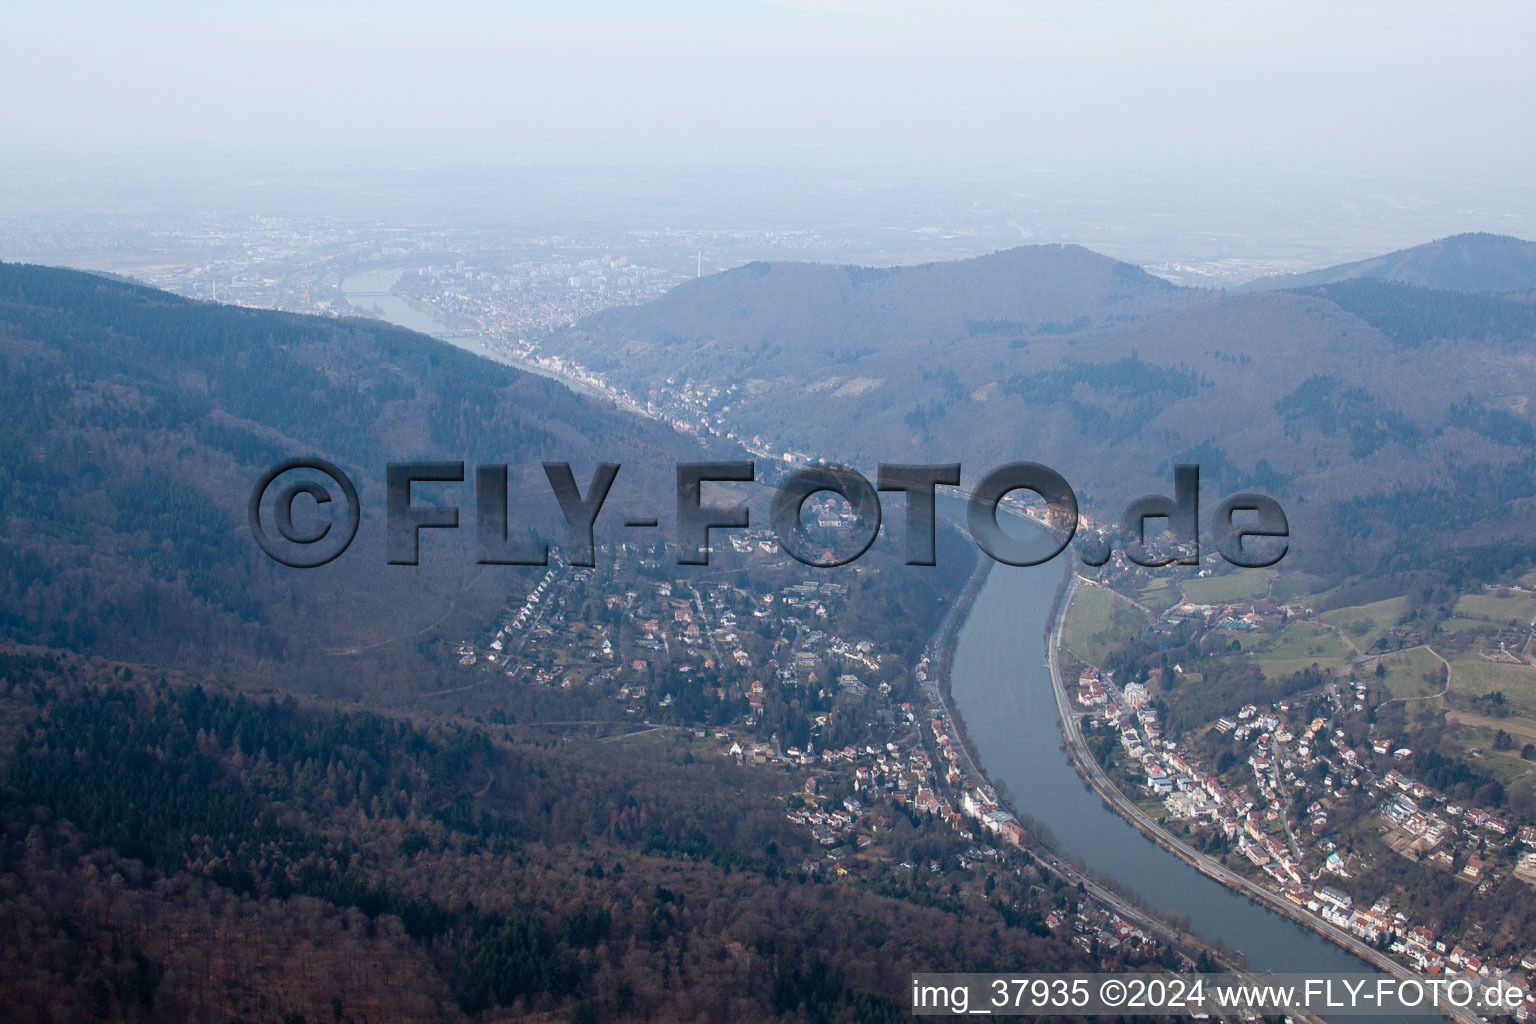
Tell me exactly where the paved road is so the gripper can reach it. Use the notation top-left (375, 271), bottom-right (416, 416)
top-left (438, 330), bottom-right (1459, 1020)
top-left (1047, 575), bottom-right (1478, 1024)
top-left (918, 565), bottom-right (1257, 981)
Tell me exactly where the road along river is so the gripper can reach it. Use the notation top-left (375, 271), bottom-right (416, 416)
top-left (946, 559), bottom-right (1375, 974)
top-left (344, 275), bottom-right (1449, 1017)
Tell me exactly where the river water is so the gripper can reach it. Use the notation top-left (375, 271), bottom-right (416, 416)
top-left (340, 271), bottom-right (608, 400)
top-left (948, 560), bottom-right (1374, 975)
top-left (342, 270), bottom-right (1382, 987)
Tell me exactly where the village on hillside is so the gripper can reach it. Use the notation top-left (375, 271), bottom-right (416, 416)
top-left (1063, 554), bottom-right (1536, 1016)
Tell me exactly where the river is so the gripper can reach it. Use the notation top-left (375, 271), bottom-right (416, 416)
top-left (342, 270), bottom-right (1387, 989)
top-left (339, 271), bottom-right (609, 400)
top-left (948, 560), bottom-right (1375, 976)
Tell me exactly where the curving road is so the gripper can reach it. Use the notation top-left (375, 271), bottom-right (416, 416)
top-left (917, 563), bottom-right (1322, 1005)
top-left (1047, 574), bottom-right (1477, 1024)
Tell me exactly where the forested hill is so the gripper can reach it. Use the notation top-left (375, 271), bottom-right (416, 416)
top-left (0, 262), bottom-right (710, 695)
top-left (1243, 232), bottom-right (1536, 293)
top-left (566, 243), bottom-right (1198, 369)
top-left (0, 648), bottom-right (1121, 1024)
top-left (535, 239), bottom-right (1536, 583)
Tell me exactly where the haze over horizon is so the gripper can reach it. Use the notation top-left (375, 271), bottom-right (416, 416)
top-left (5, 0), bottom-right (1536, 265)
top-left (9, 7), bottom-right (1536, 1020)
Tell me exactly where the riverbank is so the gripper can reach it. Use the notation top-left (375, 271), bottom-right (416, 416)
top-left (1045, 575), bottom-right (1471, 1023)
top-left (922, 550), bottom-right (1257, 976)
top-left (345, 275), bottom-right (1366, 1015)
top-left (340, 272), bottom-right (639, 408)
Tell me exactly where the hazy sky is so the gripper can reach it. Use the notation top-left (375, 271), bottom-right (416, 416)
top-left (6, 1), bottom-right (1533, 182)
top-left (4, 0), bottom-right (1536, 265)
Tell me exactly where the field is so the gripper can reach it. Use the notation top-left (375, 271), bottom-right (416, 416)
top-left (1448, 591), bottom-right (1536, 630)
top-left (1443, 707), bottom-right (1536, 749)
top-left (1436, 703), bottom-right (1536, 793)
top-left (1368, 645), bottom-right (1536, 797)
top-left (1440, 616), bottom-right (1500, 633)
top-left (1319, 596), bottom-right (1409, 652)
top-left (1367, 647), bottom-right (1447, 701)
top-left (1475, 750), bottom-right (1536, 787)
top-left (1064, 584), bottom-right (1149, 669)
top-left (1132, 576), bottom-right (1183, 613)
top-left (1271, 573), bottom-right (1329, 606)
top-left (1247, 620), bottom-right (1351, 680)
top-left (1447, 651), bottom-right (1536, 710)
top-left (1180, 569), bottom-right (1276, 606)
top-left (1304, 580), bottom-right (1536, 790)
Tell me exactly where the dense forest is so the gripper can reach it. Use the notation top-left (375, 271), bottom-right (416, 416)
top-left (1, 648), bottom-right (1138, 1023)
top-left (1292, 279), bottom-right (1536, 348)
top-left (534, 235), bottom-right (1536, 583)
top-left (1243, 232), bottom-right (1536, 293)
top-left (10, 231), bottom-right (1536, 1021)
top-left (0, 265), bottom-right (1149, 1021)
top-left (0, 262), bottom-right (718, 694)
